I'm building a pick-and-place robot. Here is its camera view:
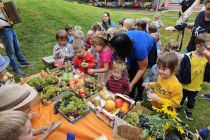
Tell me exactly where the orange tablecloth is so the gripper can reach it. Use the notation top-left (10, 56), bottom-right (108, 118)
top-left (31, 102), bottom-right (115, 140)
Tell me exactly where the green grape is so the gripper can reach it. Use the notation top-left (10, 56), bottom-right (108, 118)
top-left (44, 75), bottom-right (57, 85)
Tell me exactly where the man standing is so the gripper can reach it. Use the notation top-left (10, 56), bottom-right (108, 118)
top-left (0, 1), bottom-right (32, 76)
top-left (186, 0), bottom-right (210, 52)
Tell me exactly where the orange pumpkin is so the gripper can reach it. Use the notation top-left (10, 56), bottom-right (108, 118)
top-left (104, 100), bottom-right (116, 111)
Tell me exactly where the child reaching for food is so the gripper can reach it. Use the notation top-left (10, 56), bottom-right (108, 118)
top-left (53, 30), bottom-right (74, 68)
top-left (72, 39), bottom-right (96, 74)
top-left (143, 52), bottom-right (183, 109)
top-left (88, 31), bottom-right (113, 85)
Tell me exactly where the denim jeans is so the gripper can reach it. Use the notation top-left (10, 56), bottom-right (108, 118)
top-left (0, 27), bottom-right (27, 72)
top-left (199, 128), bottom-right (210, 139)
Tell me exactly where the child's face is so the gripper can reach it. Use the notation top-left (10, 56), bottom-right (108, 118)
top-left (112, 69), bottom-right (122, 79)
top-left (92, 44), bottom-right (103, 52)
top-left (74, 48), bottom-right (85, 57)
top-left (67, 29), bottom-right (73, 35)
top-left (18, 119), bottom-right (33, 140)
top-left (58, 37), bottom-right (67, 47)
top-left (87, 33), bottom-right (93, 39)
top-left (157, 67), bottom-right (172, 79)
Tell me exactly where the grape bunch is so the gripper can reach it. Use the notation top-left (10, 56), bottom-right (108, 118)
top-left (41, 85), bottom-right (61, 99)
top-left (59, 91), bottom-right (89, 120)
top-left (28, 77), bottom-right (44, 90)
top-left (138, 114), bottom-right (150, 129)
top-left (125, 110), bottom-right (143, 126)
top-left (54, 101), bottom-right (62, 114)
top-left (44, 75), bottom-right (57, 86)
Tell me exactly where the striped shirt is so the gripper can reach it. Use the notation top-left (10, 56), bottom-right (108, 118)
top-left (106, 75), bottom-right (129, 95)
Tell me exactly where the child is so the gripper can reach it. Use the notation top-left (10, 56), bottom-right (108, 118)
top-left (74, 25), bottom-right (82, 31)
top-left (135, 19), bottom-right (147, 32)
top-left (0, 54), bottom-right (10, 87)
top-left (72, 39), bottom-right (96, 74)
top-left (118, 18), bottom-right (126, 28)
top-left (85, 30), bottom-right (94, 49)
top-left (150, 33), bottom-right (161, 55)
top-left (178, 33), bottom-right (210, 120)
top-left (74, 30), bottom-right (84, 40)
top-left (148, 24), bottom-right (157, 34)
top-left (106, 60), bottom-right (129, 95)
top-left (151, 12), bottom-right (163, 35)
top-left (123, 19), bottom-right (135, 31)
top-left (0, 110), bottom-right (57, 140)
top-left (88, 31), bottom-right (113, 85)
top-left (91, 22), bottom-right (104, 33)
top-left (65, 24), bottom-right (73, 44)
top-left (107, 27), bottom-right (118, 40)
top-left (143, 52), bottom-right (183, 109)
top-left (53, 30), bottom-right (74, 67)
top-left (165, 39), bottom-right (184, 60)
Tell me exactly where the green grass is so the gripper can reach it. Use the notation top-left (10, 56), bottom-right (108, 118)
top-left (5, 0), bottom-right (210, 133)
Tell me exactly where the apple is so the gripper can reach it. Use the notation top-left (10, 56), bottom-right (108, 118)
top-left (79, 89), bottom-right (86, 95)
top-left (115, 98), bottom-right (123, 108)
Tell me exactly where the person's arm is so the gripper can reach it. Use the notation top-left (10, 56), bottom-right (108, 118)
top-left (88, 63), bottom-right (109, 74)
top-left (88, 55), bottom-right (96, 68)
top-left (130, 57), bottom-right (148, 91)
top-left (202, 49), bottom-right (210, 64)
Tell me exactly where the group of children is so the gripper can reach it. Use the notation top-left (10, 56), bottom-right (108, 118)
top-left (0, 11), bottom-right (210, 140)
top-left (51, 12), bottom-right (210, 123)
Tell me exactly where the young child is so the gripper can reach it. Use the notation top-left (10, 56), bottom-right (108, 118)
top-left (72, 39), bottom-right (96, 74)
top-left (91, 22), bottom-right (104, 33)
top-left (74, 30), bottom-right (84, 40)
top-left (65, 24), bottom-right (73, 44)
top-left (118, 18), bottom-right (126, 28)
top-left (135, 19), bottom-right (147, 32)
top-left (178, 33), bottom-right (210, 120)
top-left (123, 19), bottom-right (135, 31)
top-left (106, 60), bottom-right (129, 95)
top-left (150, 33), bottom-right (161, 55)
top-left (165, 39), bottom-right (184, 60)
top-left (143, 52), bottom-right (183, 109)
top-left (0, 110), bottom-right (57, 140)
top-left (151, 12), bottom-right (163, 35)
top-left (148, 24), bottom-right (157, 34)
top-left (88, 31), bottom-right (113, 85)
top-left (85, 30), bottom-right (94, 49)
top-left (107, 27), bottom-right (118, 40)
top-left (53, 30), bottom-right (74, 67)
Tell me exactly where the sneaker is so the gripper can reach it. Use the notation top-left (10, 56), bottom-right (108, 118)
top-left (14, 70), bottom-right (26, 77)
top-left (200, 94), bottom-right (210, 100)
top-left (20, 62), bottom-right (33, 68)
top-left (184, 109), bottom-right (193, 121)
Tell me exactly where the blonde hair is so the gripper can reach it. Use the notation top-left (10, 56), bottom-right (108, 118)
top-left (0, 110), bottom-right (29, 140)
top-left (118, 27), bottom-right (128, 33)
top-left (74, 30), bottom-right (84, 39)
top-left (154, 12), bottom-right (161, 19)
top-left (123, 19), bottom-right (134, 30)
top-left (74, 25), bottom-right (82, 31)
top-left (90, 31), bottom-right (108, 47)
top-left (150, 33), bottom-right (160, 43)
top-left (107, 27), bottom-right (118, 39)
top-left (165, 39), bottom-right (179, 51)
top-left (113, 60), bottom-right (126, 73)
top-left (73, 39), bottom-right (85, 49)
top-left (87, 30), bottom-right (94, 36)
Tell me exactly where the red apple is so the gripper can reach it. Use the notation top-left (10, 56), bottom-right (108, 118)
top-left (115, 98), bottom-right (123, 108)
top-left (79, 89), bottom-right (86, 95)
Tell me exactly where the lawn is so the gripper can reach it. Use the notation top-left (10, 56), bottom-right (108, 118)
top-left (4, 0), bottom-right (210, 134)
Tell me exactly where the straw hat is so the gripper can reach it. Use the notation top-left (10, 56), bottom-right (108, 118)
top-left (0, 84), bottom-right (37, 111)
top-left (0, 54), bottom-right (10, 72)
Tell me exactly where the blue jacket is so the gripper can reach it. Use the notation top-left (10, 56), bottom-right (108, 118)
top-left (178, 52), bottom-right (210, 84)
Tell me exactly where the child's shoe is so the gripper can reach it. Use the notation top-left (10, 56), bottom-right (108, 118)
top-left (184, 109), bottom-right (193, 121)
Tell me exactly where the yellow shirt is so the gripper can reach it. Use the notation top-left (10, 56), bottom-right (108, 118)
top-left (150, 75), bottom-right (183, 109)
top-left (182, 54), bottom-right (207, 91)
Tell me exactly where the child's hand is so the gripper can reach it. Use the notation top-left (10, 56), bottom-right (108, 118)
top-left (81, 62), bottom-right (88, 68)
top-left (147, 93), bottom-right (160, 102)
top-left (142, 82), bottom-right (150, 89)
top-left (88, 69), bottom-right (95, 75)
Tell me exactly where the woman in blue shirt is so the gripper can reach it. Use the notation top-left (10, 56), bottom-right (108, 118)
top-left (109, 30), bottom-right (157, 101)
top-left (101, 12), bottom-right (116, 31)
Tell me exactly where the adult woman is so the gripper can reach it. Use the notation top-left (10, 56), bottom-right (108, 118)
top-left (101, 12), bottom-right (116, 31)
top-left (110, 30), bottom-right (157, 101)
